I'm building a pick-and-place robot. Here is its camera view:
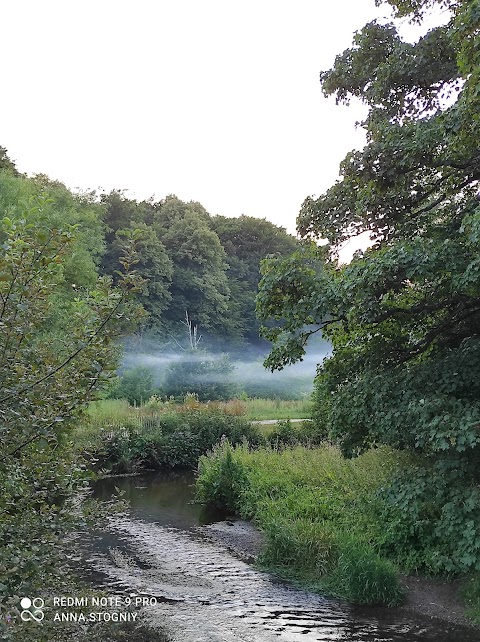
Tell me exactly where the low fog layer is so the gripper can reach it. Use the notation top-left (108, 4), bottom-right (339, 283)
top-left (119, 336), bottom-right (331, 398)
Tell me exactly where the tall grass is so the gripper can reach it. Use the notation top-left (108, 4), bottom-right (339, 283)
top-left (196, 443), bottom-right (404, 606)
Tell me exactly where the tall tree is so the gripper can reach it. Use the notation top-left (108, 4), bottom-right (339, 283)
top-left (154, 196), bottom-right (237, 339)
top-left (257, 0), bottom-right (480, 573)
top-left (211, 215), bottom-right (298, 343)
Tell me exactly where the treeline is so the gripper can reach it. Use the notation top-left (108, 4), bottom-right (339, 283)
top-left (0, 146), bottom-right (298, 347)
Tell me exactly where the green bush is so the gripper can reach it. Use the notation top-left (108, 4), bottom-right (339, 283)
top-left (196, 440), bottom-right (248, 513)
top-left (460, 574), bottom-right (480, 625)
top-left (375, 461), bottom-right (480, 574)
top-left (266, 419), bottom-right (299, 447)
top-left (160, 352), bottom-right (239, 401)
top-left (81, 407), bottom-right (262, 473)
top-left (108, 366), bottom-right (155, 405)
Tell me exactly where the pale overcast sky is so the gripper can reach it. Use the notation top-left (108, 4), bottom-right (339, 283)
top-left (1, 1), bottom-right (443, 241)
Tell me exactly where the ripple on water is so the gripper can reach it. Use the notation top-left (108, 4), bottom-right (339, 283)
top-left (82, 516), bottom-right (478, 642)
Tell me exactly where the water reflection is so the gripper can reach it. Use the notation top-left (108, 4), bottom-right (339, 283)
top-left (93, 471), bottom-right (225, 527)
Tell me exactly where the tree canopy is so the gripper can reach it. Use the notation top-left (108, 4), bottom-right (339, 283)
top-left (257, 0), bottom-right (480, 572)
top-left (97, 191), bottom-right (300, 344)
top-left (211, 215), bottom-right (298, 343)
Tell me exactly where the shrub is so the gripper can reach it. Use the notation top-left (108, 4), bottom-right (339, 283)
top-left (196, 440), bottom-right (248, 513)
top-left (108, 366), bottom-right (155, 405)
top-left (160, 352), bottom-right (239, 401)
top-left (79, 406), bottom-right (261, 473)
top-left (376, 461), bottom-right (480, 574)
top-left (266, 419), bottom-right (299, 447)
top-left (460, 574), bottom-right (480, 625)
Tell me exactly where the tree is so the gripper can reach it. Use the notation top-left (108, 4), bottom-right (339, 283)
top-left (111, 223), bottom-right (173, 326)
top-left (0, 146), bottom-right (19, 175)
top-left (99, 193), bottom-right (174, 330)
top-left (257, 0), bottom-right (480, 573)
top-left (0, 200), bottom-right (142, 627)
top-left (211, 215), bottom-right (298, 344)
top-left (154, 196), bottom-right (236, 339)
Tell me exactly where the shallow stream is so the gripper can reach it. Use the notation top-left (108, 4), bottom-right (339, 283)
top-left (83, 472), bottom-right (479, 642)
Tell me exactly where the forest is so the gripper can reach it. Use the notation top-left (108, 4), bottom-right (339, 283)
top-left (1, 0), bottom-right (480, 639)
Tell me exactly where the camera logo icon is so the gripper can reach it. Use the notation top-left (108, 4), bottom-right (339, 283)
top-left (20, 597), bottom-right (44, 622)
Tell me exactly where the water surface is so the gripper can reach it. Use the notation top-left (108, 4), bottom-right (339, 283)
top-left (83, 472), bottom-right (478, 642)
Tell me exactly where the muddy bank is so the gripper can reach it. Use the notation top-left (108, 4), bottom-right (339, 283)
top-left (399, 575), bottom-right (472, 627)
top-left (200, 520), bottom-right (265, 562)
top-left (200, 519), bottom-right (476, 629)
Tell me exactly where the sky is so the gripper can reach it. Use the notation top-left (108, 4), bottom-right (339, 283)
top-left (1, 1), bottom-right (443, 244)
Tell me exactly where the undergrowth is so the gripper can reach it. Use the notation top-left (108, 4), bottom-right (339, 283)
top-left (461, 574), bottom-right (480, 625)
top-left (75, 398), bottom-right (316, 473)
top-left (75, 400), bottom-right (262, 473)
top-left (196, 442), bottom-right (404, 606)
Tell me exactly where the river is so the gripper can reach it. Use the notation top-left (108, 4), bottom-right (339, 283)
top-left (82, 471), bottom-right (479, 642)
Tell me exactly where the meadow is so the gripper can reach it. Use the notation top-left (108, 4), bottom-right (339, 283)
top-left (80, 395), bottom-right (311, 432)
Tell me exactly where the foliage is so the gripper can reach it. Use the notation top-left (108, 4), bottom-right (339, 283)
top-left (100, 192), bottom-right (173, 328)
top-left (160, 350), bottom-right (239, 401)
top-left (197, 443), bottom-right (403, 605)
top-left (256, 0), bottom-right (480, 575)
top-left (195, 439), bottom-right (247, 513)
top-left (108, 366), bottom-right (156, 405)
top-left (460, 573), bottom-right (480, 625)
top-left (97, 190), bottom-right (300, 344)
top-left (376, 462), bottom-right (480, 574)
top-left (0, 199), bottom-right (141, 636)
top-left (113, 224), bottom-right (173, 325)
top-left (211, 215), bottom-right (298, 344)
top-left (0, 172), bottom-right (105, 292)
top-left (0, 147), bottom-right (19, 176)
top-left (265, 419), bottom-right (299, 447)
top-left (152, 196), bottom-right (236, 338)
top-left (77, 404), bottom-right (262, 473)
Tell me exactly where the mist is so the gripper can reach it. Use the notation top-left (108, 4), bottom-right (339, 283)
top-left (118, 335), bottom-right (331, 399)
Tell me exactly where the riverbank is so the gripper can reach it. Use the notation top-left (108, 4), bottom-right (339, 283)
top-left (200, 519), bottom-right (476, 630)
top-left (82, 499), bottom-right (480, 642)
top-left (197, 442), bottom-right (405, 606)
top-left (196, 442), bottom-right (480, 623)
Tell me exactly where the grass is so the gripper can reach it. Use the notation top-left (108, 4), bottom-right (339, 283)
top-left (84, 396), bottom-right (312, 425)
top-left (241, 397), bottom-right (312, 420)
top-left (460, 574), bottom-right (480, 625)
top-left (196, 442), bottom-right (405, 606)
